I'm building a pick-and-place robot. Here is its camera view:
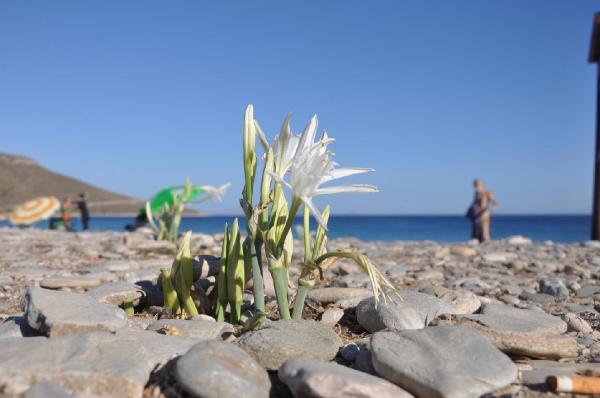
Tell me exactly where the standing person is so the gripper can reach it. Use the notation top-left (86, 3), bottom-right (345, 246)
top-left (61, 197), bottom-right (73, 232)
top-left (75, 193), bottom-right (90, 231)
top-left (466, 191), bottom-right (486, 242)
top-left (472, 178), bottom-right (497, 242)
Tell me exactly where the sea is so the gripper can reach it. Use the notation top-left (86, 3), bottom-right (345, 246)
top-left (0, 215), bottom-right (592, 243)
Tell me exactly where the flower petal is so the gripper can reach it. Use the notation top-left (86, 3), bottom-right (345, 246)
top-left (196, 183), bottom-right (231, 202)
top-left (320, 167), bottom-right (375, 183)
top-left (253, 120), bottom-right (270, 153)
top-left (301, 196), bottom-right (328, 230)
top-left (314, 184), bottom-right (379, 196)
top-left (295, 115), bottom-right (318, 157)
top-left (269, 171), bottom-right (293, 191)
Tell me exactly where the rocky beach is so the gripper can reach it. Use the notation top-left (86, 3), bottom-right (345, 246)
top-left (1, 227), bottom-right (600, 397)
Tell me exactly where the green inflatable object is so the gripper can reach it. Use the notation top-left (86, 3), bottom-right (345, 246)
top-left (143, 185), bottom-right (206, 215)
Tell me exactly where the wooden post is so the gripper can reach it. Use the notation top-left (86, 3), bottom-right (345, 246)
top-left (589, 12), bottom-right (600, 240)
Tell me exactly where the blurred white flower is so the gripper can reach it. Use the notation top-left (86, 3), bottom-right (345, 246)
top-left (199, 183), bottom-right (231, 202)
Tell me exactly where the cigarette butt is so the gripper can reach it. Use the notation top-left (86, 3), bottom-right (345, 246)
top-left (547, 375), bottom-right (600, 394)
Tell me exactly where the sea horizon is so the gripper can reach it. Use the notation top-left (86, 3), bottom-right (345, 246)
top-left (85, 212), bottom-right (593, 218)
top-left (1, 214), bottom-right (592, 243)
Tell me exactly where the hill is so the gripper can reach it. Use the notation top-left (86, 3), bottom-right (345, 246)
top-left (0, 153), bottom-right (142, 215)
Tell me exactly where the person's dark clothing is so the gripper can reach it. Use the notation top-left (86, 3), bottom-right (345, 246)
top-left (76, 200), bottom-right (90, 230)
top-left (466, 201), bottom-right (484, 242)
top-left (125, 211), bottom-right (148, 232)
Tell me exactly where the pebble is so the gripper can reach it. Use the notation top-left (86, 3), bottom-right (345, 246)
top-left (339, 342), bottom-right (360, 362)
top-left (356, 291), bottom-right (455, 332)
top-left (420, 286), bottom-right (481, 314)
top-left (335, 296), bottom-right (370, 309)
top-left (86, 282), bottom-right (145, 306)
top-left (519, 291), bottom-right (556, 305)
top-left (279, 358), bottom-right (413, 398)
top-left (21, 286), bottom-right (128, 337)
top-left (146, 318), bottom-right (234, 340)
top-left (104, 260), bottom-right (140, 272)
top-left (563, 312), bottom-right (593, 334)
top-left (236, 319), bottom-right (342, 370)
top-left (449, 246), bottom-right (476, 258)
top-left (40, 275), bottom-right (103, 289)
top-left (320, 307), bottom-right (345, 326)
top-left (175, 340), bottom-right (270, 398)
top-left (539, 277), bottom-right (569, 297)
top-left (192, 255), bottom-right (220, 279)
top-left (0, 316), bottom-right (41, 339)
top-left (0, 331), bottom-right (200, 397)
top-left (24, 382), bottom-right (71, 398)
top-left (483, 252), bottom-right (517, 263)
top-left (455, 303), bottom-right (578, 359)
top-left (498, 295), bottom-right (520, 305)
top-left (354, 349), bottom-right (378, 375)
top-left (370, 325), bottom-right (517, 398)
top-left (307, 287), bottom-right (371, 304)
top-left (506, 235), bottom-right (532, 245)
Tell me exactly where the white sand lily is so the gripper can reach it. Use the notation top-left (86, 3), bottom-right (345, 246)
top-left (255, 114), bottom-right (300, 178)
top-left (195, 183), bottom-right (231, 203)
top-left (271, 115), bottom-right (377, 229)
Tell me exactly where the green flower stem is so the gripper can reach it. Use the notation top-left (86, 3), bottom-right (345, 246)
top-left (183, 295), bottom-right (199, 317)
top-left (269, 182), bottom-right (284, 229)
top-left (292, 281), bottom-right (312, 319)
top-left (303, 205), bottom-right (311, 264)
top-left (179, 232), bottom-right (193, 290)
top-left (269, 262), bottom-right (291, 319)
top-left (249, 238), bottom-right (265, 313)
top-left (312, 205), bottom-right (330, 260)
top-left (275, 197), bottom-right (302, 258)
top-left (160, 269), bottom-right (180, 313)
top-left (215, 224), bottom-right (229, 322)
top-left (177, 268), bottom-right (199, 316)
top-left (243, 105), bottom-right (256, 207)
top-left (170, 210), bottom-right (182, 242)
top-left (123, 298), bottom-right (134, 317)
top-left (233, 240), bottom-right (245, 322)
top-left (226, 220), bottom-right (244, 323)
top-left (259, 149), bottom-right (274, 230)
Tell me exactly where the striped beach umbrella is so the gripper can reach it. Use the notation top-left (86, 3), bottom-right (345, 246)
top-left (9, 196), bottom-right (60, 225)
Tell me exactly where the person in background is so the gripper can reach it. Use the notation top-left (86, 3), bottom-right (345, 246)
top-left (61, 197), bottom-right (73, 232)
top-left (466, 190), bottom-right (486, 242)
top-left (75, 193), bottom-right (90, 231)
top-left (472, 178), bottom-right (497, 241)
top-left (125, 209), bottom-right (148, 232)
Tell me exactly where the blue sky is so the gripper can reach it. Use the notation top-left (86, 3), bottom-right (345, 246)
top-left (0, 1), bottom-right (598, 215)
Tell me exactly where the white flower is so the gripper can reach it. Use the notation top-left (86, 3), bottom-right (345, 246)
top-left (271, 115), bottom-right (377, 229)
top-left (255, 114), bottom-right (300, 178)
top-left (198, 183), bottom-right (231, 202)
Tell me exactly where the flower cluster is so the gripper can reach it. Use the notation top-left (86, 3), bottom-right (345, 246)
top-left (213, 105), bottom-right (394, 324)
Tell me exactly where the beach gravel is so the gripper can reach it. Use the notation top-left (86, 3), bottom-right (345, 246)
top-left (146, 318), bottom-right (234, 340)
top-left (2, 228), bottom-right (600, 397)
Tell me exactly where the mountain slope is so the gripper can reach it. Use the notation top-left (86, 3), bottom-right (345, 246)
top-left (0, 153), bottom-right (142, 214)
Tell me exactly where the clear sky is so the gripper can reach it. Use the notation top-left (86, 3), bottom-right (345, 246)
top-left (0, 1), bottom-right (598, 215)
